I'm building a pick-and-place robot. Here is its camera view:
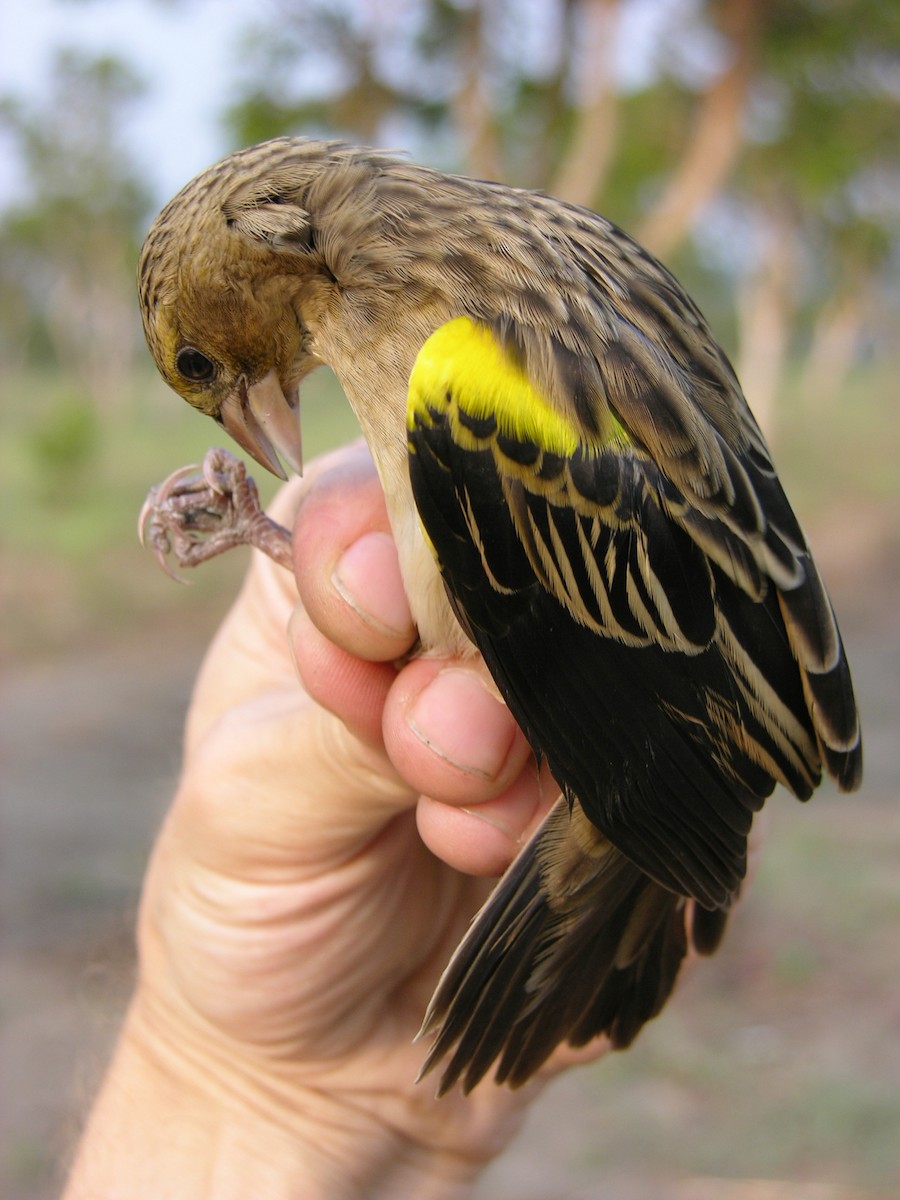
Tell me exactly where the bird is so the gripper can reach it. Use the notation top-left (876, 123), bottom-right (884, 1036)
top-left (138, 136), bottom-right (862, 1095)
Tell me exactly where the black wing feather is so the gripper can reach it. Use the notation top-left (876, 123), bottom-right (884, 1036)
top-left (407, 324), bottom-right (861, 1091)
top-left (410, 409), bottom-right (783, 902)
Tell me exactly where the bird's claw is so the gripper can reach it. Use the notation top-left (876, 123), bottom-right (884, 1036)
top-left (139, 447), bottom-right (293, 577)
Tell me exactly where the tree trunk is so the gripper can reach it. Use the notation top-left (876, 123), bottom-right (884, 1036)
top-left (453, 4), bottom-right (504, 181)
top-left (551, 0), bottom-right (620, 208)
top-left (800, 284), bottom-right (872, 410)
top-left (735, 206), bottom-right (797, 438)
top-left (637, 0), bottom-right (762, 260)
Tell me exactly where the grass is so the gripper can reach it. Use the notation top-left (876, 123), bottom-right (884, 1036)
top-left (1, 366), bottom-right (362, 660)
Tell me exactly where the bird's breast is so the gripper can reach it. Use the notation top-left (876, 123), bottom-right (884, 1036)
top-left (334, 363), bottom-right (473, 659)
top-left (383, 469), bottom-right (475, 658)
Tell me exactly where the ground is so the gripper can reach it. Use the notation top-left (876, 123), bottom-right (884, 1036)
top-left (2, 486), bottom-right (898, 1199)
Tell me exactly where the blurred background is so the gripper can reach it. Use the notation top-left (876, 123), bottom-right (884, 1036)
top-left (1, 1), bottom-right (898, 1196)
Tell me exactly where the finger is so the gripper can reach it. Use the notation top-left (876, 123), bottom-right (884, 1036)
top-left (540, 1036), bottom-right (612, 1078)
top-left (416, 756), bottom-right (559, 877)
top-left (292, 443), bottom-right (417, 662)
top-left (185, 477), bottom-right (305, 750)
top-left (383, 656), bottom-right (534, 807)
top-left (187, 444), bottom-right (403, 747)
top-left (416, 768), bottom-right (541, 877)
top-left (288, 604), bottom-right (397, 748)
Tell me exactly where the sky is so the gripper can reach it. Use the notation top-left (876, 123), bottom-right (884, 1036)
top-left (0, 0), bottom-right (254, 204)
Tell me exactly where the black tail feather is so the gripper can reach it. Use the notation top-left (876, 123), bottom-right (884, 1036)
top-left (418, 799), bottom-right (725, 1094)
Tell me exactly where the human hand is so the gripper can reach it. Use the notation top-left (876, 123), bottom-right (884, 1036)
top-left (66, 442), bottom-right (607, 1200)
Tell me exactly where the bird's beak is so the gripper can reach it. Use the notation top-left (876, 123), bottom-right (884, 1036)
top-left (219, 370), bottom-right (303, 480)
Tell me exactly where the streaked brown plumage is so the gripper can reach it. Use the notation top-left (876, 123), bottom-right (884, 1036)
top-left (138, 138), bottom-right (862, 1093)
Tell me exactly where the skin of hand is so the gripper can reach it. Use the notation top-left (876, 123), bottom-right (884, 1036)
top-left (64, 441), bottom-right (609, 1200)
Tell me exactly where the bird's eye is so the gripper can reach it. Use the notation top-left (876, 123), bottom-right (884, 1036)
top-left (175, 346), bottom-right (217, 383)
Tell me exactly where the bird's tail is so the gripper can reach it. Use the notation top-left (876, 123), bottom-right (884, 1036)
top-left (418, 797), bottom-right (727, 1094)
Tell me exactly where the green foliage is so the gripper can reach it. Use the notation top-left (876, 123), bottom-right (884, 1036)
top-left (0, 47), bottom-right (153, 388)
top-left (225, 0), bottom-right (463, 149)
top-left (224, 0), bottom-right (589, 175)
top-left (735, 0), bottom-right (899, 305)
top-left (26, 390), bottom-right (101, 495)
top-left (750, 10), bottom-right (899, 208)
top-left (600, 81), bottom-right (697, 225)
top-left (0, 366), bottom-right (362, 659)
top-left (0, 48), bottom-right (149, 216)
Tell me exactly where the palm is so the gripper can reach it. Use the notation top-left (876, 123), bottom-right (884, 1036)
top-left (136, 450), bottom-right (559, 1171)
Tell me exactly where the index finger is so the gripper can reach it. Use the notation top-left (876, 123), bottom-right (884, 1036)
top-left (292, 442), bottom-right (416, 662)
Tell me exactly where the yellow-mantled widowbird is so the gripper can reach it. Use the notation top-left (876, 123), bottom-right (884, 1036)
top-left (138, 138), bottom-right (862, 1094)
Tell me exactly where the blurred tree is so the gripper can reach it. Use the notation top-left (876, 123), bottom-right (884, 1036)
top-left (0, 48), bottom-right (152, 408)
top-left (4, 3), bottom-right (891, 431)
top-left (634, 0), bottom-right (763, 257)
top-left (222, 0), bottom-right (898, 428)
top-left (730, 0), bottom-right (900, 422)
top-left (225, 0), bottom-right (739, 209)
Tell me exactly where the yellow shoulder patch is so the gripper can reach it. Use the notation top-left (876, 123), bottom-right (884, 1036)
top-left (408, 316), bottom-right (584, 457)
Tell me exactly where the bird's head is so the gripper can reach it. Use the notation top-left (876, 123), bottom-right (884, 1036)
top-left (138, 138), bottom-right (387, 479)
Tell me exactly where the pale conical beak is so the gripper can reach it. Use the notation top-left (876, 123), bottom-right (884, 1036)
top-left (219, 370), bottom-right (303, 480)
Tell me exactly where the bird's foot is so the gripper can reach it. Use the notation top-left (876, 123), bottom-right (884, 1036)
top-left (139, 447), bottom-right (292, 580)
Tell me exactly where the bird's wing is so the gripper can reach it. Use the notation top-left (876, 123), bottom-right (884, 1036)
top-left (531, 213), bottom-right (859, 787)
top-left (407, 316), bottom-right (861, 906)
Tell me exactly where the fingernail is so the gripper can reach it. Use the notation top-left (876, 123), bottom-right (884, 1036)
top-left (407, 668), bottom-right (518, 780)
top-left (459, 806), bottom-right (517, 840)
top-left (332, 533), bottom-right (414, 639)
